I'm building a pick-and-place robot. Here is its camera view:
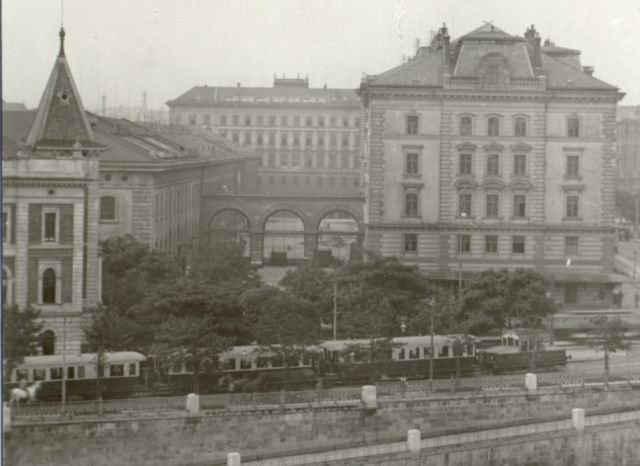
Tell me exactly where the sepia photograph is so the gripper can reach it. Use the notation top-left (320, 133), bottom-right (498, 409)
top-left (2, 0), bottom-right (640, 464)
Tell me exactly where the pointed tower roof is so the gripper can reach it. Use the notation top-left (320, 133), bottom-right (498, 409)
top-left (26, 27), bottom-right (104, 151)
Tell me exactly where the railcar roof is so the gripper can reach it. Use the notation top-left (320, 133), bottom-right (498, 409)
top-left (21, 352), bottom-right (146, 366)
top-left (319, 335), bottom-right (475, 351)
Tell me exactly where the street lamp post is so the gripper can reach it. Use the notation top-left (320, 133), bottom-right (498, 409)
top-left (332, 280), bottom-right (338, 341)
top-left (62, 316), bottom-right (67, 404)
top-left (458, 212), bottom-right (467, 299)
top-left (428, 297), bottom-right (435, 391)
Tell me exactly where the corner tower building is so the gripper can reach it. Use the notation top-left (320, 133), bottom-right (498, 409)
top-left (358, 24), bottom-right (625, 309)
top-left (2, 28), bottom-right (108, 355)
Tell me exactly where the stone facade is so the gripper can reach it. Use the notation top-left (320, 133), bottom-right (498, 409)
top-left (2, 28), bottom-right (107, 355)
top-left (359, 24), bottom-right (625, 309)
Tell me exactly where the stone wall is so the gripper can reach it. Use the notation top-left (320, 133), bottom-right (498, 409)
top-left (5, 387), bottom-right (640, 466)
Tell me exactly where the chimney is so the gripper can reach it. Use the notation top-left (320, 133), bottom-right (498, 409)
top-left (533, 33), bottom-right (542, 68)
top-left (583, 66), bottom-right (594, 76)
top-left (441, 23), bottom-right (450, 67)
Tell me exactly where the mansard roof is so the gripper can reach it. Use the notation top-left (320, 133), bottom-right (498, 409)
top-left (363, 23), bottom-right (619, 92)
top-left (26, 28), bottom-right (104, 151)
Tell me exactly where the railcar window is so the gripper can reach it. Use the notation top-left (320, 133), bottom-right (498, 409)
top-left (110, 364), bottom-right (124, 377)
top-left (287, 356), bottom-right (300, 367)
top-left (67, 367), bottom-right (75, 379)
top-left (225, 358), bottom-right (237, 370)
top-left (185, 361), bottom-right (195, 373)
top-left (423, 348), bottom-right (433, 359)
top-left (397, 348), bottom-right (406, 360)
top-left (98, 365), bottom-right (104, 377)
top-left (50, 367), bottom-right (63, 380)
top-left (256, 357), bottom-right (269, 368)
top-left (466, 344), bottom-right (474, 356)
top-left (172, 361), bottom-right (182, 373)
top-left (240, 358), bottom-right (252, 370)
top-left (33, 368), bottom-right (46, 381)
top-left (302, 354), bottom-right (312, 366)
top-left (272, 356), bottom-right (284, 368)
top-left (77, 366), bottom-right (85, 379)
top-left (409, 348), bottom-right (420, 359)
top-left (439, 346), bottom-right (449, 357)
top-left (16, 369), bottom-right (28, 382)
top-left (128, 363), bottom-right (136, 376)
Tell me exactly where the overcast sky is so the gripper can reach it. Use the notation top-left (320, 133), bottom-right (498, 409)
top-left (3, 0), bottom-right (639, 111)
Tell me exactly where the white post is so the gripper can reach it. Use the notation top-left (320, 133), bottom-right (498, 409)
top-left (3, 402), bottom-right (11, 433)
top-left (186, 393), bottom-right (200, 416)
top-left (361, 385), bottom-right (377, 410)
top-left (572, 408), bottom-right (585, 431)
top-left (227, 452), bottom-right (241, 466)
top-left (525, 373), bottom-right (537, 393)
top-left (407, 429), bottom-right (421, 453)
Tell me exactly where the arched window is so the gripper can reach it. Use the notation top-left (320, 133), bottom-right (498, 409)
top-left (100, 196), bottom-right (116, 220)
top-left (460, 116), bottom-right (473, 136)
top-left (263, 210), bottom-right (305, 262)
top-left (42, 268), bottom-right (56, 304)
top-left (318, 211), bottom-right (361, 262)
top-left (514, 117), bottom-right (527, 137)
top-left (208, 209), bottom-right (251, 257)
top-left (39, 330), bottom-right (55, 355)
top-left (2, 266), bottom-right (12, 306)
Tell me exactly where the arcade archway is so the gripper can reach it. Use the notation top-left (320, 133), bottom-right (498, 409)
top-left (208, 209), bottom-right (251, 257)
top-left (263, 210), bottom-right (305, 263)
top-left (317, 211), bottom-right (362, 262)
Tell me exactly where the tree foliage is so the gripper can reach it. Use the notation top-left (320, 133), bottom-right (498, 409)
top-left (151, 316), bottom-right (232, 393)
top-left (588, 316), bottom-right (630, 377)
top-left (460, 268), bottom-right (556, 334)
top-left (3, 305), bottom-right (43, 381)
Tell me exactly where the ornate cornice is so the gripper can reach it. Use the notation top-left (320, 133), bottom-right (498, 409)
top-left (510, 142), bottom-right (533, 152)
top-left (454, 177), bottom-right (478, 189)
top-left (483, 142), bottom-right (505, 152)
top-left (508, 177), bottom-right (533, 190)
top-left (456, 141), bottom-right (477, 151)
top-left (482, 177), bottom-right (506, 190)
top-left (2, 179), bottom-right (93, 188)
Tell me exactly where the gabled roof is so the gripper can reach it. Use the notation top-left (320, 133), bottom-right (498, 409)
top-left (25, 28), bottom-right (105, 151)
top-left (457, 23), bottom-right (521, 42)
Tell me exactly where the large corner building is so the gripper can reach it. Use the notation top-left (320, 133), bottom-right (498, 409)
top-left (358, 24), bottom-right (625, 310)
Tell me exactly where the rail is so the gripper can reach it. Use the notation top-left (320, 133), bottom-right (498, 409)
top-left (9, 371), bottom-right (640, 421)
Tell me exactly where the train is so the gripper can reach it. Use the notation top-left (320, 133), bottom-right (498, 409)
top-left (5, 332), bottom-right (566, 401)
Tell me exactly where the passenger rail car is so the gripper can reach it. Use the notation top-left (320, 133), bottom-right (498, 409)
top-left (319, 335), bottom-right (477, 383)
top-left (5, 352), bottom-right (146, 401)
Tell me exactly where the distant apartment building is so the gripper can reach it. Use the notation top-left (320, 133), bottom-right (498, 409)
top-left (168, 77), bottom-right (365, 265)
top-left (359, 23), bottom-right (625, 310)
top-left (615, 105), bottom-right (640, 192)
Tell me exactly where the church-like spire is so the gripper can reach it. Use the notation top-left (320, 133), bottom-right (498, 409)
top-left (26, 27), bottom-right (106, 153)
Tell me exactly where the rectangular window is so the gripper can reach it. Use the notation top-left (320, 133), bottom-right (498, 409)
top-left (33, 368), bottom-right (46, 381)
top-left (67, 366), bottom-right (75, 379)
top-left (292, 153), bottom-right (300, 167)
top-left (513, 194), bottom-right (526, 218)
top-left (243, 133), bottom-right (251, 144)
top-left (219, 115), bottom-right (228, 125)
top-left (77, 366), bottom-right (85, 379)
top-left (293, 134), bottom-right (300, 146)
top-left (268, 116), bottom-right (276, 126)
top-left (281, 175), bottom-right (287, 185)
top-left (244, 115), bottom-right (251, 126)
top-left (459, 192), bottom-right (472, 217)
top-left (232, 132), bottom-right (239, 143)
top-left (316, 153), bottom-right (324, 168)
top-left (43, 211), bottom-right (57, 242)
top-left (256, 115), bottom-right (264, 126)
top-left (50, 368), bottom-right (63, 380)
top-left (281, 115), bottom-right (288, 126)
top-left (256, 133), bottom-right (264, 145)
top-left (281, 134), bottom-right (288, 146)
top-left (566, 195), bottom-right (580, 218)
top-left (203, 114), bottom-right (211, 125)
top-left (486, 194), bottom-right (499, 217)
top-left (514, 154), bottom-right (527, 176)
top-left (459, 153), bottom-right (472, 175)
top-left (566, 155), bottom-right (580, 177)
top-left (329, 153), bottom-right (337, 169)
top-left (460, 116), bottom-right (473, 136)
top-left (3, 209), bottom-right (9, 243)
top-left (109, 365), bottom-right (123, 377)
top-left (406, 115), bottom-right (419, 135)
top-left (514, 117), bottom-right (527, 137)
top-left (280, 153), bottom-right (289, 167)
top-left (341, 153), bottom-right (350, 169)
top-left (188, 114), bottom-right (196, 125)
top-left (565, 283), bottom-right (578, 304)
top-left (404, 233), bottom-right (418, 252)
top-left (306, 116), bottom-right (313, 127)
top-left (268, 153), bottom-right (276, 167)
top-left (342, 135), bottom-right (350, 148)
top-left (268, 133), bottom-right (275, 145)
top-left (565, 236), bottom-right (578, 255)
top-left (305, 135), bottom-right (312, 147)
top-left (293, 115), bottom-right (300, 126)
top-left (232, 115), bottom-right (240, 125)
top-left (318, 117), bottom-right (325, 127)
top-left (330, 116), bottom-right (337, 127)
top-left (342, 117), bottom-right (350, 128)
top-left (318, 135), bottom-right (325, 147)
top-left (486, 154), bottom-right (500, 176)
top-left (485, 235), bottom-right (498, 253)
top-left (406, 153), bottom-right (419, 175)
top-left (512, 236), bottom-right (525, 254)
top-left (487, 117), bottom-right (500, 136)
top-left (568, 117), bottom-right (580, 138)
top-left (293, 176), bottom-right (299, 186)
top-left (458, 234), bottom-right (471, 253)
top-left (329, 133), bottom-right (337, 147)
top-left (404, 192), bottom-right (419, 217)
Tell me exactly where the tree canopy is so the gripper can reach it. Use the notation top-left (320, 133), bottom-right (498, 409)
top-left (3, 305), bottom-right (43, 381)
top-left (460, 268), bottom-right (556, 334)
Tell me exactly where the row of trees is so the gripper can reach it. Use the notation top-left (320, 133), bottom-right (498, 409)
top-left (4, 235), bottom-right (632, 391)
